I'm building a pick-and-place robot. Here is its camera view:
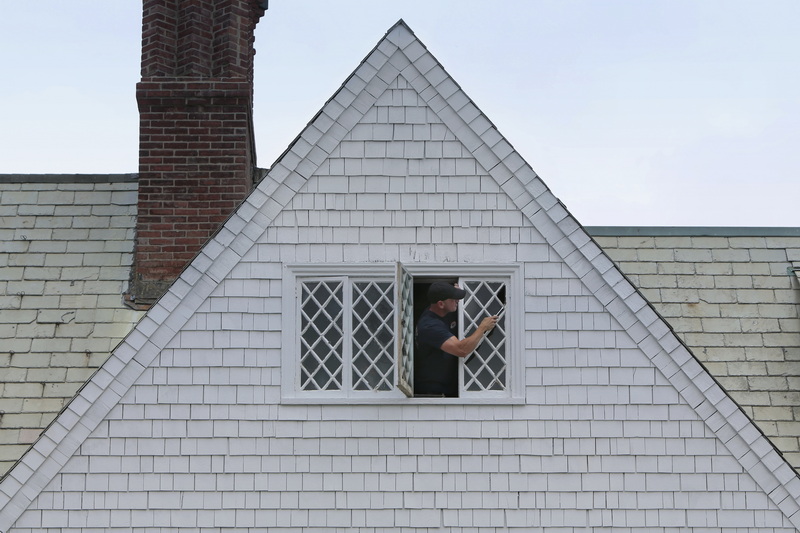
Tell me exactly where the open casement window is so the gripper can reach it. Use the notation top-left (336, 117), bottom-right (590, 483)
top-left (397, 263), bottom-right (414, 397)
top-left (288, 263), bottom-right (520, 400)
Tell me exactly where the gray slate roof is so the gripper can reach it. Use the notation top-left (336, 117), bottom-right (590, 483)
top-left (0, 175), bottom-right (145, 475)
top-left (591, 227), bottom-right (800, 468)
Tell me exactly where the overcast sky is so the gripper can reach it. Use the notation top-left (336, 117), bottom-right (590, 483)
top-left (1, 1), bottom-right (798, 227)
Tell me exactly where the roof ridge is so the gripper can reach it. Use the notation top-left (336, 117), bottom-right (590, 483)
top-left (0, 173), bottom-right (138, 183)
top-left (586, 226), bottom-right (800, 237)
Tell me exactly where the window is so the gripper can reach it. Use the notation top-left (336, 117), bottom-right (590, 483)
top-left (284, 263), bottom-right (522, 401)
top-left (460, 278), bottom-right (508, 392)
top-left (299, 277), bottom-right (395, 392)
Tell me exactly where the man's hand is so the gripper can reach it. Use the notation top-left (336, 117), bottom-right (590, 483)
top-left (479, 315), bottom-right (498, 334)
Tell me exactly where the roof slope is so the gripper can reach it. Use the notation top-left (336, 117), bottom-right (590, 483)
top-left (0, 175), bottom-right (145, 476)
top-left (2, 21), bottom-right (800, 530)
top-left (590, 227), bottom-right (800, 469)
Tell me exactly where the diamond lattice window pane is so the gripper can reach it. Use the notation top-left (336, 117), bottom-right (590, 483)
top-left (462, 280), bottom-right (507, 391)
top-left (300, 280), bottom-right (344, 390)
top-left (352, 281), bottom-right (396, 391)
top-left (397, 265), bottom-right (414, 397)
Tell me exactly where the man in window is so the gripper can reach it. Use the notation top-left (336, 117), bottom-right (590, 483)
top-left (415, 281), bottom-right (499, 397)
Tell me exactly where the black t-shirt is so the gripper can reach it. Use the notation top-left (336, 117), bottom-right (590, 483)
top-left (415, 308), bottom-right (458, 396)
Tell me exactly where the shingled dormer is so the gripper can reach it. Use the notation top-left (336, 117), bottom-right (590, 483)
top-left (131, 0), bottom-right (268, 306)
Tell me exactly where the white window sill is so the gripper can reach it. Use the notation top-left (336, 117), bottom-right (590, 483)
top-left (280, 396), bottom-right (526, 405)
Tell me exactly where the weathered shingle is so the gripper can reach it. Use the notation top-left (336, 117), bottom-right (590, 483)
top-left (0, 176), bottom-right (145, 476)
top-left (590, 227), bottom-right (800, 468)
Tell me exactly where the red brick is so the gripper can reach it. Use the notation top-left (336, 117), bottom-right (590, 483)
top-left (133, 0), bottom-right (265, 302)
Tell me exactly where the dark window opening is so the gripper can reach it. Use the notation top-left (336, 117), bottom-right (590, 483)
top-left (413, 277), bottom-right (459, 397)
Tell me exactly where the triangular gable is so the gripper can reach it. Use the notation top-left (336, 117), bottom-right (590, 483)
top-left (2, 19), bottom-right (800, 530)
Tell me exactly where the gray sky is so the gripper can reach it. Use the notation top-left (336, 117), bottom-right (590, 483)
top-left (1, 1), bottom-right (798, 226)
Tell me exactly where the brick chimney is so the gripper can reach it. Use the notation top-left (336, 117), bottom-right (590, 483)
top-left (131, 0), bottom-right (267, 306)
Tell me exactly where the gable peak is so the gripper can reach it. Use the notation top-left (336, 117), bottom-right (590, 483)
top-left (387, 18), bottom-right (413, 34)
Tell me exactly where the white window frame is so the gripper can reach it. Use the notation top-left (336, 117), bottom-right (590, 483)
top-left (457, 276), bottom-right (513, 399)
top-left (282, 263), bottom-right (524, 403)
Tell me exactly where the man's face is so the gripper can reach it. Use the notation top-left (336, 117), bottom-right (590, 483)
top-left (443, 298), bottom-right (459, 313)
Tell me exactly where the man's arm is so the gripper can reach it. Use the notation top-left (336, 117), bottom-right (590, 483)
top-left (440, 316), bottom-right (498, 358)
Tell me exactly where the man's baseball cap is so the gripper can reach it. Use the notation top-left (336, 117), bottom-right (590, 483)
top-left (427, 282), bottom-right (466, 304)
